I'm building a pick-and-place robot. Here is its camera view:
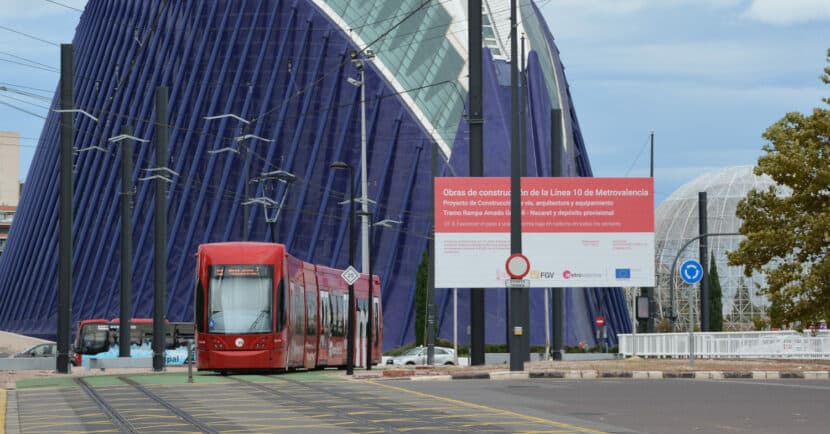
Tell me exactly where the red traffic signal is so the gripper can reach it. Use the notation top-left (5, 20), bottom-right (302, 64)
top-left (595, 316), bottom-right (605, 328)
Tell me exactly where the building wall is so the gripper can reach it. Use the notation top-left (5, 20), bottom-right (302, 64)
top-left (0, 132), bottom-right (20, 207)
top-left (0, 0), bottom-right (630, 348)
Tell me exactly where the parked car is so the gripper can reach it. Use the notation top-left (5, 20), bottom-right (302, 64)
top-left (14, 343), bottom-right (57, 358)
top-left (386, 346), bottom-right (456, 366)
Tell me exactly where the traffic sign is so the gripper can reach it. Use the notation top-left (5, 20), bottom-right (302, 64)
top-left (341, 266), bottom-right (360, 285)
top-left (679, 259), bottom-right (703, 284)
top-left (595, 316), bottom-right (605, 328)
top-left (505, 253), bottom-right (530, 279)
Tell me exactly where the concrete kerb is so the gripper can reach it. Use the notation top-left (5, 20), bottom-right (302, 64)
top-left (380, 369), bottom-right (830, 381)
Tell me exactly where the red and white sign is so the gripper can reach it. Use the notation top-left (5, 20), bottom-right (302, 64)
top-left (434, 177), bottom-right (655, 288)
top-left (505, 253), bottom-right (530, 279)
top-left (596, 316), bottom-right (605, 328)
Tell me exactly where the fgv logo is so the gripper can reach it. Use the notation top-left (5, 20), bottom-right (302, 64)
top-left (530, 270), bottom-right (556, 279)
top-left (615, 268), bottom-right (631, 279)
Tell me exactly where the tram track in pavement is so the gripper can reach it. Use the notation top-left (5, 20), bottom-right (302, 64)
top-left (76, 377), bottom-right (139, 434)
top-left (261, 374), bottom-right (483, 433)
top-left (75, 376), bottom-right (219, 434)
top-left (229, 375), bottom-right (405, 432)
top-left (118, 376), bottom-right (219, 434)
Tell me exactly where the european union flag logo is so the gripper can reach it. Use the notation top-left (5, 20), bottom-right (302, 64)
top-left (615, 268), bottom-right (631, 279)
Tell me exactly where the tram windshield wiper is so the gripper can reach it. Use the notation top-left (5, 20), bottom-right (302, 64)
top-left (248, 310), bottom-right (269, 332)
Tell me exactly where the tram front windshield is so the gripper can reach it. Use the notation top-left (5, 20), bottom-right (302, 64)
top-left (208, 265), bottom-right (273, 334)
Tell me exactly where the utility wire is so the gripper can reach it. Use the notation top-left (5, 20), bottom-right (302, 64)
top-left (251, 0), bottom-right (434, 125)
top-left (43, 0), bottom-right (84, 13)
top-left (0, 100), bottom-right (46, 119)
top-left (0, 24), bottom-right (59, 46)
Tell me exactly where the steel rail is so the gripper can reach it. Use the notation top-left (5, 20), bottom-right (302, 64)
top-left (75, 378), bottom-right (139, 434)
top-left (119, 376), bottom-right (219, 434)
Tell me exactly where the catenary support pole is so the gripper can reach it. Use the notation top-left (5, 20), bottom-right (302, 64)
top-left (347, 168), bottom-right (356, 375)
top-left (366, 219), bottom-right (374, 370)
top-left (427, 143), bottom-right (437, 365)
top-left (119, 125), bottom-right (134, 358)
top-left (57, 43), bottom-right (73, 374)
top-left (519, 32), bottom-right (530, 362)
top-left (468, 0), bottom-right (485, 366)
top-left (647, 130), bottom-right (656, 332)
top-left (550, 108), bottom-right (564, 360)
top-left (509, 0), bottom-right (524, 372)
top-left (153, 86), bottom-right (169, 372)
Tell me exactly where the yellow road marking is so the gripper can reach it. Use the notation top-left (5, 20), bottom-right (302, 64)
top-left (0, 389), bottom-right (6, 434)
top-left (369, 418), bottom-right (417, 423)
top-left (347, 410), bottom-right (394, 415)
top-left (432, 413), bottom-right (504, 419)
top-left (60, 430), bottom-right (120, 433)
top-left (367, 381), bottom-right (606, 434)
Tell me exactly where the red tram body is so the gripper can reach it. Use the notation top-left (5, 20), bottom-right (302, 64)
top-left (194, 242), bottom-right (382, 372)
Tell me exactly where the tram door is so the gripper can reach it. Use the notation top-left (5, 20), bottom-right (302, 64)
top-left (303, 264), bottom-right (318, 369)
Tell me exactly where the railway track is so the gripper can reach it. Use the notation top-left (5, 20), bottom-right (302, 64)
top-left (75, 376), bottom-right (218, 434)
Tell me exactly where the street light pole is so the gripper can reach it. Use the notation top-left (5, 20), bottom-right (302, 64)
top-left (331, 161), bottom-right (355, 375)
top-left (356, 210), bottom-right (376, 370)
top-left (348, 52), bottom-right (372, 277)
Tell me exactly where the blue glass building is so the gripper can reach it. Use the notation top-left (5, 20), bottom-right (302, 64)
top-left (0, 0), bottom-right (631, 349)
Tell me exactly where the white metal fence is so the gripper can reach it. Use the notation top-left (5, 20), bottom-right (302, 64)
top-left (619, 331), bottom-right (830, 359)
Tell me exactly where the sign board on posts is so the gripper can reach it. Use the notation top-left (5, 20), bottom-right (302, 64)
top-left (434, 177), bottom-right (655, 288)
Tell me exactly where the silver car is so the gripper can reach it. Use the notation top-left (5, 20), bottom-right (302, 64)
top-left (386, 346), bottom-right (456, 366)
top-left (14, 343), bottom-right (57, 358)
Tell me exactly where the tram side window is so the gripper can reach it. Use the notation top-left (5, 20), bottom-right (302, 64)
top-left (276, 280), bottom-right (286, 332)
top-left (333, 294), bottom-right (342, 337)
top-left (306, 290), bottom-right (317, 336)
top-left (374, 298), bottom-right (380, 344)
top-left (195, 280), bottom-right (205, 333)
top-left (291, 282), bottom-right (304, 333)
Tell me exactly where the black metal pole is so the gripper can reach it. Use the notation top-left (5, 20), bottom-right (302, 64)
top-left (550, 108), bottom-right (564, 361)
top-left (347, 167), bottom-right (355, 375)
top-left (119, 125), bottom-right (134, 358)
top-left (519, 31), bottom-right (530, 362)
top-left (427, 143), bottom-right (437, 365)
top-left (57, 43), bottom-right (73, 374)
top-left (698, 192), bottom-right (709, 332)
top-left (508, 0), bottom-right (524, 372)
top-left (153, 86), bottom-right (169, 372)
top-left (647, 130), bottom-right (655, 333)
top-left (366, 215), bottom-right (374, 370)
top-left (468, 0), bottom-right (485, 366)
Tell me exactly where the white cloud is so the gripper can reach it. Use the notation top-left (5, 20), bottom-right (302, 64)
top-left (743, 0), bottom-right (830, 25)
top-left (0, 0), bottom-right (86, 19)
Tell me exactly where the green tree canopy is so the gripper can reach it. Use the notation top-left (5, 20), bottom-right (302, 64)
top-left (708, 256), bottom-right (723, 331)
top-left (727, 49), bottom-right (830, 327)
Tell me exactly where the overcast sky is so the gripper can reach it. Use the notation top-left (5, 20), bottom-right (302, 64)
top-left (1, 0), bottom-right (828, 204)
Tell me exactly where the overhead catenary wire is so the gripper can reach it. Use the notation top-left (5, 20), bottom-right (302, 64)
top-left (43, 0), bottom-right (84, 13)
top-left (0, 24), bottom-right (60, 46)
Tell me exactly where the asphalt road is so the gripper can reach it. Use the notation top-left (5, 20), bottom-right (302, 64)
top-left (389, 378), bottom-right (830, 433)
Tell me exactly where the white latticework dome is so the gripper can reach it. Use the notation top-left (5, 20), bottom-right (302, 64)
top-left (654, 166), bottom-right (776, 330)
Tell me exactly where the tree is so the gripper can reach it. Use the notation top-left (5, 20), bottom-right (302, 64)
top-left (726, 278), bottom-right (762, 329)
top-left (728, 48), bottom-right (830, 327)
top-left (414, 249), bottom-right (428, 346)
top-left (708, 256), bottom-right (723, 331)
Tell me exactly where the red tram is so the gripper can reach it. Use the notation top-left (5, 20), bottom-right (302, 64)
top-left (194, 242), bottom-right (382, 372)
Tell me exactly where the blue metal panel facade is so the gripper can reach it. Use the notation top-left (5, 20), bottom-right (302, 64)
top-left (0, 0), bottom-right (630, 349)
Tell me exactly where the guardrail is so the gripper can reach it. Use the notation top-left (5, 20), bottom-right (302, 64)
top-left (0, 357), bottom-right (56, 371)
top-left (619, 331), bottom-right (830, 359)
